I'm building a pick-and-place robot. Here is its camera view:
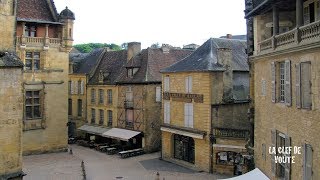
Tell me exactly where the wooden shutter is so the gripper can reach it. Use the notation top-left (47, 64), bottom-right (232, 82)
top-left (185, 77), bottom-right (189, 93)
top-left (184, 103), bottom-right (188, 127)
top-left (271, 62), bottom-right (276, 103)
top-left (189, 103), bottom-right (193, 128)
top-left (284, 135), bottom-right (291, 180)
top-left (188, 76), bottom-right (192, 93)
top-left (164, 101), bottom-right (170, 124)
top-left (80, 80), bottom-right (84, 94)
top-left (301, 62), bottom-right (312, 109)
top-left (285, 60), bottom-right (291, 106)
top-left (156, 87), bottom-right (161, 102)
top-left (271, 129), bottom-right (277, 176)
top-left (296, 64), bottom-right (301, 108)
top-left (303, 144), bottom-right (313, 180)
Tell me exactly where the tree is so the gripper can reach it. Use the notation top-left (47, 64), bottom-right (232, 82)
top-left (73, 43), bottom-right (122, 53)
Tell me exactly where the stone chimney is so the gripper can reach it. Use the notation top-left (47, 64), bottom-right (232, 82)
top-left (161, 44), bottom-right (172, 53)
top-left (127, 42), bottom-right (141, 61)
top-left (226, 34), bottom-right (233, 39)
top-left (217, 48), bottom-right (233, 102)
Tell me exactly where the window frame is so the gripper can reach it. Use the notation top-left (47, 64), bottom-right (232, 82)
top-left (107, 89), bottom-right (112, 104)
top-left (98, 89), bottom-right (104, 104)
top-left (99, 109), bottom-right (104, 125)
top-left (184, 103), bottom-right (194, 128)
top-left (107, 110), bottom-right (113, 126)
top-left (25, 51), bottom-right (40, 71)
top-left (91, 89), bottom-right (95, 104)
top-left (24, 24), bottom-right (37, 37)
top-left (91, 108), bottom-right (96, 124)
top-left (77, 99), bottom-right (82, 117)
top-left (25, 90), bottom-right (42, 120)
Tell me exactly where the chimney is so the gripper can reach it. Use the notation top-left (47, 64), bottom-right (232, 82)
top-left (161, 44), bottom-right (172, 53)
top-left (217, 48), bottom-right (233, 102)
top-left (226, 34), bottom-right (233, 39)
top-left (127, 42), bottom-right (141, 61)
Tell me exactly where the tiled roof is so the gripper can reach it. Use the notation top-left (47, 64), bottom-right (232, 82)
top-left (116, 48), bottom-right (193, 84)
top-left (161, 38), bottom-right (248, 73)
top-left (88, 50), bottom-right (128, 85)
top-left (70, 48), bottom-right (104, 74)
top-left (17, 0), bottom-right (59, 22)
top-left (0, 52), bottom-right (24, 68)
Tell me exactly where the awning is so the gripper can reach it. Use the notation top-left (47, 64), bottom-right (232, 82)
top-left (78, 124), bottom-right (111, 135)
top-left (213, 144), bottom-right (247, 153)
top-left (218, 168), bottom-right (270, 180)
top-left (102, 128), bottom-right (141, 141)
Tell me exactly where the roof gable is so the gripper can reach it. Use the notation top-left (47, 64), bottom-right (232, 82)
top-left (17, 0), bottom-right (59, 22)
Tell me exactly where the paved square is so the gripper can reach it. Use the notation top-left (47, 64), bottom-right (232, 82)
top-left (23, 145), bottom-right (232, 180)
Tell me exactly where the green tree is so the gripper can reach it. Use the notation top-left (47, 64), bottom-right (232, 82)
top-left (73, 43), bottom-right (122, 53)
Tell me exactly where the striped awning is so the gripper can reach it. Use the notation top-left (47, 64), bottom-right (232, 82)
top-left (78, 124), bottom-right (111, 135)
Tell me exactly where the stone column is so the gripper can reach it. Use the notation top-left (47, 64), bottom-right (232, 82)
top-left (273, 6), bottom-right (279, 36)
top-left (296, 0), bottom-right (303, 27)
top-left (45, 24), bottom-right (49, 37)
top-left (21, 22), bottom-right (26, 44)
top-left (45, 24), bottom-right (49, 46)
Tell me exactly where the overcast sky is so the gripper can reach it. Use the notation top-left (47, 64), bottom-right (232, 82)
top-left (54, 0), bottom-right (247, 48)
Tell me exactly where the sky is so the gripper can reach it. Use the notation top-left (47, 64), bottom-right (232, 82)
top-left (54, 0), bottom-right (247, 48)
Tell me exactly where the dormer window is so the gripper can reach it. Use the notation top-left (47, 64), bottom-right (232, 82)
top-left (98, 70), bottom-right (110, 83)
top-left (127, 67), bottom-right (139, 78)
top-left (25, 24), bottom-right (37, 37)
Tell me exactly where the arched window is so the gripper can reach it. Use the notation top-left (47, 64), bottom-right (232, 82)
top-left (173, 134), bottom-right (195, 163)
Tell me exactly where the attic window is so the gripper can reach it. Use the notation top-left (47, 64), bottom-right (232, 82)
top-left (98, 70), bottom-right (110, 83)
top-left (127, 68), bottom-right (139, 78)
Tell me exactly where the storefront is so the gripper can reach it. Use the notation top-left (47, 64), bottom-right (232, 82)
top-left (173, 134), bottom-right (195, 164)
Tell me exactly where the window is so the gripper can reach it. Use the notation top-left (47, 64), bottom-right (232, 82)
top-left (107, 110), bottom-right (113, 126)
top-left (25, 91), bottom-right (41, 120)
top-left (127, 68), bottom-right (133, 78)
top-left (164, 76), bottom-right (170, 92)
top-left (174, 134), bottom-right (194, 163)
top-left (156, 86), bottom-right (162, 102)
top-left (25, 52), bottom-right (40, 70)
top-left (99, 89), bottom-right (104, 104)
top-left (164, 101), bottom-right (170, 124)
top-left (126, 109), bottom-right (134, 128)
top-left (271, 130), bottom-right (291, 179)
top-left (184, 103), bottom-right (193, 128)
top-left (77, 99), bottom-right (82, 117)
top-left (99, 110), bottom-right (104, 125)
top-left (271, 61), bottom-right (291, 106)
top-left (216, 151), bottom-right (242, 165)
top-left (91, 89), bottom-right (95, 104)
top-left (304, 2), bottom-right (315, 24)
top-left (107, 89), bottom-right (112, 104)
top-left (296, 62), bottom-right (312, 109)
top-left (68, 99), bottom-right (72, 116)
top-left (185, 76), bottom-right (192, 93)
top-left (303, 144), bottom-right (313, 180)
top-left (73, 81), bottom-right (78, 94)
top-left (91, 108), bottom-right (96, 124)
top-left (25, 25), bottom-right (36, 37)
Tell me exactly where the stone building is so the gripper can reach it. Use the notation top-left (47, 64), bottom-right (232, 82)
top-left (83, 48), bottom-right (127, 141)
top-left (160, 38), bottom-right (250, 174)
top-left (14, 0), bottom-right (75, 155)
top-left (0, 1), bottom-right (24, 179)
top-left (108, 43), bottom-right (193, 153)
top-left (68, 48), bottom-right (105, 137)
top-left (245, 0), bottom-right (320, 179)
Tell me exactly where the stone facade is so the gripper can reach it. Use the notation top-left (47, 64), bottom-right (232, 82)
top-left (0, 0), bottom-right (15, 51)
top-left (246, 0), bottom-right (320, 179)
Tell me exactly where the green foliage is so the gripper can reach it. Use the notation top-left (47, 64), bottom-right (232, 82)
top-left (73, 43), bottom-right (122, 53)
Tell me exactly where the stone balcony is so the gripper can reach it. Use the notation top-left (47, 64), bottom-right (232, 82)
top-left (16, 36), bottom-right (62, 48)
top-left (257, 20), bottom-right (320, 55)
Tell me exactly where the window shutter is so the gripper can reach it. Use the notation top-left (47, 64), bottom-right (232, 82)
top-left (184, 104), bottom-right (188, 127)
top-left (296, 64), bottom-right (301, 108)
top-left (71, 81), bottom-right (74, 94)
top-left (285, 135), bottom-right (291, 169)
top-left (156, 87), bottom-right (161, 102)
top-left (167, 102), bottom-right (170, 124)
top-left (185, 77), bottom-right (189, 93)
top-left (80, 80), bottom-right (84, 94)
top-left (74, 81), bottom-right (78, 94)
top-left (188, 76), bottom-right (192, 93)
top-left (285, 60), bottom-right (291, 106)
top-left (305, 144), bottom-right (313, 180)
top-left (189, 104), bottom-right (193, 128)
top-left (271, 129), bottom-right (277, 176)
top-left (301, 62), bottom-right (312, 109)
top-left (164, 77), bottom-right (170, 92)
top-left (271, 62), bottom-right (276, 103)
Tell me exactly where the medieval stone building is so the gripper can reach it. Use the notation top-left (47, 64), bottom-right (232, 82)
top-left (14, 0), bottom-right (75, 155)
top-left (160, 38), bottom-right (250, 174)
top-left (245, 0), bottom-right (320, 179)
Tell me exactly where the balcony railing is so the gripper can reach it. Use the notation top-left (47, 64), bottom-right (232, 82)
top-left (16, 36), bottom-right (62, 47)
top-left (258, 20), bottom-right (320, 54)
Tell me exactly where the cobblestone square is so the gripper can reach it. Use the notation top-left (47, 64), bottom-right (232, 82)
top-left (23, 145), bottom-right (232, 180)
